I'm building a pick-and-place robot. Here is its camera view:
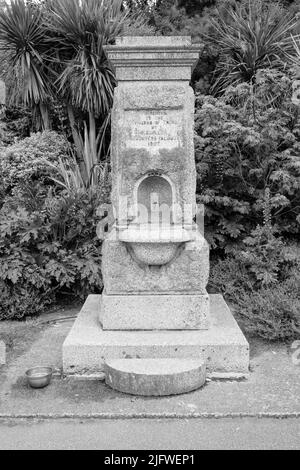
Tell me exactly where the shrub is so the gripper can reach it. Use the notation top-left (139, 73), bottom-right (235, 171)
top-left (237, 284), bottom-right (300, 341)
top-left (0, 131), bottom-right (71, 193)
top-left (0, 184), bottom-right (105, 320)
top-left (0, 106), bottom-right (32, 146)
top-left (195, 69), bottom-right (300, 251)
top-left (0, 280), bottom-right (52, 321)
top-left (0, 127), bottom-right (111, 320)
top-left (209, 224), bottom-right (300, 340)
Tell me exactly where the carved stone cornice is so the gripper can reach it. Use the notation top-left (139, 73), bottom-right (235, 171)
top-left (105, 36), bottom-right (202, 81)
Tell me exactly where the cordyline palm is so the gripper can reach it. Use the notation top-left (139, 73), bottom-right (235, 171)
top-left (46, 0), bottom-right (149, 184)
top-left (208, 0), bottom-right (299, 96)
top-left (0, 0), bottom-right (54, 129)
top-left (0, 0), bottom-right (151, 186)
top-left (47, 0), bottom-right (125, 113)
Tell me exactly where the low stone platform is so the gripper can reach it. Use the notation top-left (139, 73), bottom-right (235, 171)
top-left (105, 358), bottom-right (206, 396)
top-left (63, 294), bottom-right (249, 379)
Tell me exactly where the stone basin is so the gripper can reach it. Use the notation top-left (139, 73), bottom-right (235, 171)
top-left (118, 224), bottom-right (191, 266)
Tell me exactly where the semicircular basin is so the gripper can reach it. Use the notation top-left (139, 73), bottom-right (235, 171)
top-left (118, 224), bottom-right (191, 266)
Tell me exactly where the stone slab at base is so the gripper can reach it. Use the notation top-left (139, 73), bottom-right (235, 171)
top-left (105, 358), bottom-right (206, 396)
top-left (63, 294), bottom-right (249, 378)
top-left (100, 292), bottom-right (210, 330)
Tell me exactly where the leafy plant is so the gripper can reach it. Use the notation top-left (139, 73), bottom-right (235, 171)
top-left (209, 233), bottom-right (300, 340)
top-left (195, 69), bottom-right (300, 250)
top-left (208, 0), bottom-right (298, 95)
top-left (0, 124), bottom-right (110, 320)
top-left (0, 185), bottom-right (105, 320)
top-left (0, 105), bottom-right (32, 145)
top-left (0, 130), bottom-right (71, 193)
top-left (237, 282), bottom-right (300, 341)
top-left (47, 145), bottom-right (111, 197)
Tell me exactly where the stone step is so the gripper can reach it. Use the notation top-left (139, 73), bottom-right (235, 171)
top-left (104, 358), bottom-right (206, 396)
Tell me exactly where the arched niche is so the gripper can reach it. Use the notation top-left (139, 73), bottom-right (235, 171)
top-left (134, 173), bottom-right (175, 225)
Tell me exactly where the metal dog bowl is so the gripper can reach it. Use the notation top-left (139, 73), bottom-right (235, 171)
top-left (26, 366), bottom-right (53, 389)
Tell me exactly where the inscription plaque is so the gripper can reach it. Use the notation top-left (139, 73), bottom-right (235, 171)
top-left (125, 110), bottom-right (182, 151)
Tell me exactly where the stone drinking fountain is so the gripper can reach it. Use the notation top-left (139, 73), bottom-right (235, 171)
top-left (117, 170), bottom-right (192, 266)
top-left (63, 36), bottom-right (249, 396)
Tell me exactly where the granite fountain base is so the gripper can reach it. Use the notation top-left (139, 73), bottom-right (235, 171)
top-left (62, 294), bottom-right (249, 382)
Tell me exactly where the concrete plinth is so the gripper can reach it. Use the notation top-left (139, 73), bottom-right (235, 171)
top-left (63, 294), bottom-right (249, 379)
top-left (100, 292), bottom-right (210, 330)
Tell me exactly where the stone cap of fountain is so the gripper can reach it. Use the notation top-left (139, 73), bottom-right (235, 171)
top-left (105, 36), bottom-right (202, 81)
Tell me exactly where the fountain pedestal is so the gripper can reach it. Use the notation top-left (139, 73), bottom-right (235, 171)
top-left (62, 36), bottom-right (249, 392)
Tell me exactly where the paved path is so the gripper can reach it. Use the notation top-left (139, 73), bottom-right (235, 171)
top-left (0, 417), bottom-right (299, 450)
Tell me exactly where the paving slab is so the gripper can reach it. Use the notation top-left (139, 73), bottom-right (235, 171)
top-left (0, 316), bottom-right (299, 418)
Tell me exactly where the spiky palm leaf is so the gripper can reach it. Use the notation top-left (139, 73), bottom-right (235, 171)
top-left (46, 0), bottom-right (152, 115)
top-left (208, 0), bottom-right (299, 95)
top-left (44, 0), bottom-right (132, 167)
top-left (46, 0), bottom-right (131, 117)
top-left (57, 37), bottom-right (115, 118)
top-left (290, 35), bottom-right (300, 71)
top-left (0, 0), bottom-right (53, 127)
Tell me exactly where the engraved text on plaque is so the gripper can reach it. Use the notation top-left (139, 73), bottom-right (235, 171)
top-left (125, 110), bottom-right (182, 151)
